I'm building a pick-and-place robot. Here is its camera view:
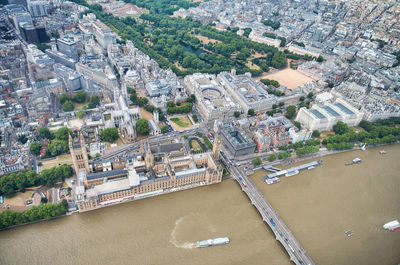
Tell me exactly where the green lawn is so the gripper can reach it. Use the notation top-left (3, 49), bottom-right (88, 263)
top-left (170, 117), bottom-right (190, 128)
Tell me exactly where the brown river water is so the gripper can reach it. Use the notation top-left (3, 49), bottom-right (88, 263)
top-left (0, 144), bottom-right (399, 265)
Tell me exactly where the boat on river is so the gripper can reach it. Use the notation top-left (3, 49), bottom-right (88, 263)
top-left (383, 220), bottom-right (400, 231)
top-left (345, 158), bottom-right (362, 166)
top-left (197, 237), bottom-right (230, 248)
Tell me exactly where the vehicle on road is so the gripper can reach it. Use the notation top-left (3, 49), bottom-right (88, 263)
top-left (241, 181), bottom-right (247, 187)
top-left (270, 218), bottom-right (276, 226)
top-left (288, 244), bottom-right (294, 253)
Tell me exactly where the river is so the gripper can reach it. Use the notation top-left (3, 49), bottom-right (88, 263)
top-left (250, 144), bottom-right (400, 265)
top-left (0, 145), bottom-right (399, 265)
top-left (0, 180), bottom-right (291, 265)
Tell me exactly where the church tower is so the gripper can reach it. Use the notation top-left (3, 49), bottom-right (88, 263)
top-left (69, 133), bottom-right (90, 174)
top-left (212, 135), bottom-right (222, 160)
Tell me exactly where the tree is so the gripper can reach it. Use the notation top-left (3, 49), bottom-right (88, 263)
top-left (38, 127), bottom-right (53, 140)
top-left (285, 105), bottom-right (297, 119)
top-left (328, 82), bottom-right (334, 88)
top-left (278, 152), bottom-right (291, 159)
top-left (234, 111), bottom-right (240, 118)
top-left (312, 130), bottom-right (320, 138)
top-left (299, 96), bottom-right (305, 102)
top-left (72, 90), bottom-right (87, 103)
top-left (160, 125), bottom-right (169, 133)
top-left (317, 56), bottom-right (323, 63)
top-left (252, 157), bottom-right (262, 167)
top-left (88, 95), bottom-right (100, 109)
top-left (62, 101), bottom-right (74, 112)
top-left (136, 118), bottom-right (150, 135)
top-left (333, 121), bottom-right (349, 135)
top-left (268, 154), bottom-right (276, 162)
top-left (47, 140), bottom-right (69, 156)
top-left (100, 128), bottom-right (119, 142)
top-left (58, 93), bottom-right (69, 105)
top-left (293, 121), bottom-right (301, 130)
top-left (41, 197), bottom-right (48, 204)
top-left (248, 108), bottom-right (255, 116)
top-left (18, 135), bottom-right (28, 144)
top-left (307, 92), bottom-right (314, 99)
top-left (186, 94), bottom-right (196, 103)
top-left (30, 142), bottom-right (41, 155)
top-left (54, 127), bottom-right (72, 141)
top-left (76, 110), bottom-right (84, 119)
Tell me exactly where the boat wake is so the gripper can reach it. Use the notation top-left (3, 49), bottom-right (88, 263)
top-left (170, 214), bottom-right (197, 249)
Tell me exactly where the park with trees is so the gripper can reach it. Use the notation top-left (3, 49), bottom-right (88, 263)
top-left (30, 127), bottom-right (73, 158)
top-left (0, 200), bottom-right (69, 230)
top-left (69, 0), bottom-right (323, 78)
top-left (0, 164), bottom-right (73, 196)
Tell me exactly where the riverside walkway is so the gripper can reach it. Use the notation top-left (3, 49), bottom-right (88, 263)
top-left (225, 158), bottom-right (314, 265)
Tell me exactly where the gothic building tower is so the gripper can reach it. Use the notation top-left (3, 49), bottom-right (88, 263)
top-left (69, 133), bottom-right (90, 174)
top-left (144, 141), bottom-right (154, 171)
top-left (212, 135), bottom-right (222, 160)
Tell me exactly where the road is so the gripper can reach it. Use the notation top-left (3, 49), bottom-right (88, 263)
top-left (223, 156), bottom-right (314, 265)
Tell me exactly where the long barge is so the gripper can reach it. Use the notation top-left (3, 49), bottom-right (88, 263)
top-left (263, 160), bottom-right (322, 184)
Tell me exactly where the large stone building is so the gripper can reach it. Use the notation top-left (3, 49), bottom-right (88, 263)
top-left (69, 133), bottom-right (90, 174)
top-left (73, 138), bottom-right (223, 212)
top-left (221, 126), bottom-right (256, 157)
top-left (111, 89), bottom-right (140, 143)
top-left (295, 98), bottom-right (364, 132)
top-left (183, 73), bottom-right (240, 121)
top-left (217, 70), bottom-right (276, 113)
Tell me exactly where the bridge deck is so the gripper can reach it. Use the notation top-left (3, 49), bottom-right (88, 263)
top-left (233, 167), bottom-right (314, 265)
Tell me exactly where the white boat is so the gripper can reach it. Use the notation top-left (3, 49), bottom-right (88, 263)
top-left (379, 150), bottom-right (387, 154)
top-left (308, 166), bottom-right (316, 170)
top-left (197, 237), bottom-right (230, 248)
top-left (265, 177), bottom-right (280, 185)
top-left (383, 220), bottom-right (400, 231)
top-left (361, 144), bottom-right (366, 151)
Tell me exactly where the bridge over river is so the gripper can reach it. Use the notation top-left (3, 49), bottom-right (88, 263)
top-left (225, 158), bottom-right (315, 265)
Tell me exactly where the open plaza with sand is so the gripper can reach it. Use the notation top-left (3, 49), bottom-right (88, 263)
top-left (256, 68), bottom-right (315, 90)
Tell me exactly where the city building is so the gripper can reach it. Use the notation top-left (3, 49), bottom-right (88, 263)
top-left (217, 70), bottom-right (276, 113)
top-left (295, 98), bottom-right (364, 132)
top-left (74, 139), bottom-right (223, 212)
top-left (57, 37), bottom-right (79, 60)
top-left (111, 89), bottom-right (140, 143)
top-left (183, 73), bottom-right (239, 121)
top-left (221, 126), bottom-right (256, 157)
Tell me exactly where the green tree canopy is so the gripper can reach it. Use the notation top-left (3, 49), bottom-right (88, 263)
top-left (234, 111), bottom-right (240, 118)
top-left (252, 157), bottom-right (262, 167)
top-left (54, 127), bottom-right (72, 141)
top-left (248, 108), bottom-right (255, 116)
top-left (268, 154), bottom-right (276, 162)
top-left (30, 142), bottom-right (41, 156)
top-left (58, 93), bottom-right (69, 105)
top-left (72, 90), bottom-right (87, 103)
top-left (293, 121), bottom-right (301, 130)
top-left (285, 105), bottom-right (297, 119)
top-left (312, 130), bottom-right (320, 138)
top-left (38, 127), bottom-right (53, 140)
top-left (100, 127), bottom-right (119, 142)
top-left (333, 121), bottom-right (349, 135)
top-left (136, 118), bottom-right (150, 135)
top-left (47, 140), bottom-right (69, 156)
top-left (62, 101), bottom-right (74, 112)
top-left (160, 125), bottom-right (169, 134)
